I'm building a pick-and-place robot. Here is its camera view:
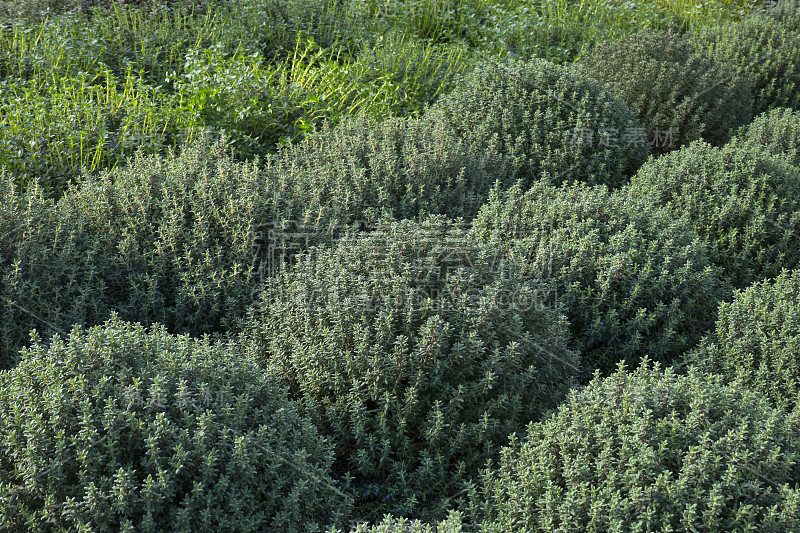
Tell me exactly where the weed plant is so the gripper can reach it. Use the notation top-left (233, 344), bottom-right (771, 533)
top-left (175, 32), bottom-right (470, 158)
top-left (0, 68), bottom-right (194, 195)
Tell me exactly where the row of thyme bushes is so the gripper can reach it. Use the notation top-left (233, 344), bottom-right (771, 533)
top-left (356, 360), bottom-right (800, 532)
top-left (239, 105), bottom-right (800, 515)
top-left (1, 123), bottom-right (798, 532)
top-left (3, 5), bottom-right (800, 528)
top-left (0, 217), bottom-right (582, 527)
top-left (0, 53), bottom-right (648, 369)
top-left (9, 118), bottom-right (798, 521)
top-left (575, 2), bottom-right (800, 156)
top-left (3, 54), bottom-right (799, 375)
top-left (240, 94), bottom-right (800, 517)
top-left (260, 107), bottom-right (800, 520)
top-left (4, 315), bottom-right (799, 531)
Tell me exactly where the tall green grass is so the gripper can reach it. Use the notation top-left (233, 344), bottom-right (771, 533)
top-left (0, 0), bottom-right (775, 198)
top-left (0, 14), bottom-right (107, 83)
top-left (175, 32), bottom-right (470, 156)
top-left (0, 4), bottom-right (471, 195)
top-left (0, 68), bottom-right (195, 195)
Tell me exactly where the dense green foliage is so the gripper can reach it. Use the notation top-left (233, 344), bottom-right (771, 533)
top-left (174, 33), bottom-right (470, 159)
top-left (0, 0), bottom-right (792, 529)
top-left (2, 123), bottom-right (495, 369)
top-left (428, 56), bottom-right (648, 189)
top-left (470, 181), bottom-right (726, 377)
top-left (0, 69), bottom-right (190, 196)
top-left (0, 0), bottom-right (205, 20)
top-left (345, 511), bottom-right (463, 533)
top-left (1, 96), bottom-right (573, 370)
top-left (578, 27), bottom-right (753, 154)
top-left (0, 0), bottom-right (764, 60)
top-left (472, 0), bottom-right (771, 63)
top-left (262, 109), bottom-right (507, 222)
top-left (0, 2), bottom-right (471, 196)
top-left (686, 269), bottom-right (800, 413)
top-left (0, 0), bottom-right (772, 196)
top-left (625, 140), bottom-right (800, 289)
top-left (0, 139), bottom-right (278, 369)
top-left (692, 1), bottom-right (800, 117)
top-left (729, 107), bottom-right (800, 168)
top-left (471, 361), bottom-right (800, 532)
top-left (0, 317), bottom-right (350, 532)
top-left (247, 217), bottom-right (579, 521)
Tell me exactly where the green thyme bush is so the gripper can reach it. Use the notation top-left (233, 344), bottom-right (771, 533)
top-left (345, 511), bottom-right (463, 533)
top-left (578, 27), bottom-right (753, 154)
top-left (470, 181), bottom-right (726, 378)
top-left (769, 0), bottom-right (800, 32)
top-left (686, 269), bottom-right (800, 413)
top-left (0, 119), bottom-right (512, 369)
top-left (427, 56), bottom-right (648, 189)
top-left (0, 138), bottom-right (288, 370)
top-left (0, 170), bottom-right (123, 372)
top-left (691, 2), bottom-right (800, 117)
top-left (263, 109), bottom-right (506, 221)
top-left (0, 316), bottom-right (351, 532)
top-left (247, 216), bottom-right (579, 521)
top-left (471, 360), bottom-right (800, 532)
top-left (729, 107), bottom-right (800, 168)
top-left (624, 140), bottom-right (800, 289)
